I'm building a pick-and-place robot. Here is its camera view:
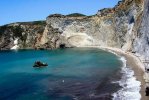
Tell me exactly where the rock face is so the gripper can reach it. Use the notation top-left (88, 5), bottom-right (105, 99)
top-left (46, 0), bottom-right (143, 49)
top-left (0, 0), bottom-right (145, 51)
top-left (133, 0), bottom-right (149, 69)
top-left (0, 21), bottom-right (47, 50)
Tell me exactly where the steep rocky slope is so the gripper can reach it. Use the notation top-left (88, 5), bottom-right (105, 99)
top-left (0, 0), bottom-right (144, 51)
top-left (133, 0), bottom-right (149, 69)
top-left (0, 21), bottom-right (46, 50)
top-left (46, 0), bottom-right (143, 49)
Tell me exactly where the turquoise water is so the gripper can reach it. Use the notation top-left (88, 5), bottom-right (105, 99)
top-left (0, 48), bottom-right (122, 100)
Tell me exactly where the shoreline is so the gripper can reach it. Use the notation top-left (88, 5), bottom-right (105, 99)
top-left (0, 46), bottom-right (148, 99)
top-left (81, 46), bottom-right (148, 100)
top-left (100, 47), bottom-right (147, 100)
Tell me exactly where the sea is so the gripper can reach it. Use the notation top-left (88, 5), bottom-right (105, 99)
top-left (0, 48), bottom-right (141, 100)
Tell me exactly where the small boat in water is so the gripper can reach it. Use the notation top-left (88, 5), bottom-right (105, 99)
top-left (33, 61), bottom-right (48, 68)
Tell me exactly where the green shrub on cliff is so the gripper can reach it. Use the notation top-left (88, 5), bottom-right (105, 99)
top-left (67, 13), bottom-right (86, 17)
top-left (32, 21), bottom-right (46, 25)
top-left (19, 21), bottom-right (46, 26)
top-left (0, 25), bottom-right (7, 36)
top-left (10, 26), bottom-right (24, 38)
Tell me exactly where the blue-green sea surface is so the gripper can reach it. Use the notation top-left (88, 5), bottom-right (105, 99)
top-left (0, 48), bottom-right (123, 100)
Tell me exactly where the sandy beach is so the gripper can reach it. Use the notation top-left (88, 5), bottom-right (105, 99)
top-left (100, 47), bottom-right (149, 100)
top-left (124, 53), bottom-right (147, 100)
top-left (82, 46), bottom-right (148, 100)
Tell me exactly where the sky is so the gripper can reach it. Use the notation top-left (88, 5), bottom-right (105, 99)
top-left (0, 0), bottom-right (119, 26)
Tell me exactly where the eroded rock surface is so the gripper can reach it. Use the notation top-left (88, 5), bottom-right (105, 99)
top-left (0, 0), bottom-right (145, 51)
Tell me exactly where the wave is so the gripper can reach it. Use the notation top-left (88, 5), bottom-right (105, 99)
top-left (112, 57), bottom-right (141, 100)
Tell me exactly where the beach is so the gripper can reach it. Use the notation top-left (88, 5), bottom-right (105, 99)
top-left (81, 46), bottom-right (148, 100)
top-left (0, 47), bottom-right (147, 99)
top-left (99, 46), bottom-right (148, 100)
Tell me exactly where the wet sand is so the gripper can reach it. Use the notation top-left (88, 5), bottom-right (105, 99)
top-left (124, 52), bottom-right (147, 100)
top-left (98, 47), bottom-right (149, 100)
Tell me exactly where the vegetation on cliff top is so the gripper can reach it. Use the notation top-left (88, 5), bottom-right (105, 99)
top-left (47, 13), bottom-right (86, 18)
top-left (17, 20), bottom-right (46, 26)
top-left (66, 13), bottom-right (86, 17)
top-left (0, 25), bottom-right (7, 36)
top-left (0, 20), bottom-right (46, 38)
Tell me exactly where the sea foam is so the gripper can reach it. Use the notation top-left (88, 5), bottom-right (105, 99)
top-left (112, 57), bottom-right (141, 100)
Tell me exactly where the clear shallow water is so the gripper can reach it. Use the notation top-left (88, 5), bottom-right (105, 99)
top-left (0, 48), bottom-right (122, 100)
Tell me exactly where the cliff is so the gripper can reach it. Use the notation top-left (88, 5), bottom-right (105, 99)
top-left (0, 0), bottom-right (144, 51)
top-left (46, 0), bottom-right (143, 49)
top-left (0, 21), bottom-right (46, 50)
top-left (133, 0), bottom-right (149, 82)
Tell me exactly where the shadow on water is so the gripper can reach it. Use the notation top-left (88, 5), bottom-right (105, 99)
top-left (0, 72), bottom-right (122, 100)
top-left (0, 73), bottom-right (48, 100)
top-left (0, 71), bottom-right (92, 99)
top-left (0, 73), bottom-right (81, 100)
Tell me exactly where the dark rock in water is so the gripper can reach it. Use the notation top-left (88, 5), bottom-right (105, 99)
top-left (146, 87), bottom-right (149, 96)
top-left (33, 61), bottom-right (48, 68)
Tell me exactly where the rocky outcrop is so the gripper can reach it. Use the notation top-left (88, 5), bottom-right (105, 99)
top-left (0, 21), bottom-right (46, 50)
top-left (131, 0), bottom-right (149, 87)
top-left (0, 0), bottom-right (144, 51)
top-left (133, 0), bottom-right (149, 62)
top-left (45, 0), bottom-right (143, 50)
